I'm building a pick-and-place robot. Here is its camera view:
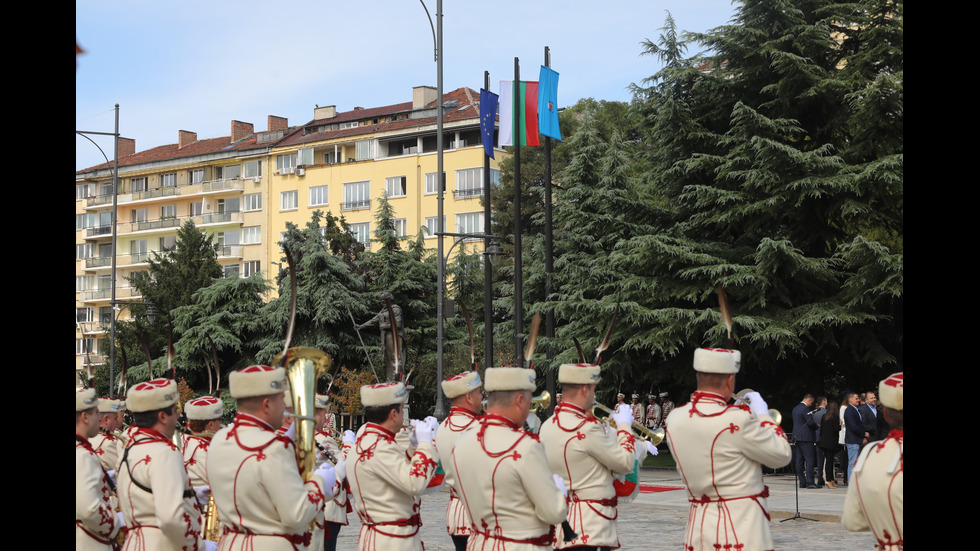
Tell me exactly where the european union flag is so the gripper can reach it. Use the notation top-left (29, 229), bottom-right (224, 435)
top-left (538, 66), bottom-right (562, 141)
top-left (480, 88), bottom-right (498, 159)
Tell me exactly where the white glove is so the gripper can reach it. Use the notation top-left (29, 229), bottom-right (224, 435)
top-left (424, 416), bottom-right (440, 437)
top-left (645, 440), bottom-right (659, 456)
top-left (204, 541), bottom-right (218, 551)
top-left (314, 463), bottom-right (337, 496)
top-left (414, 418), bottom-right (435, 445)
top-left (742, 391), bottom-right (769, 417)
top-left (106, 469), bottom-right (118, 487)
top-left (284, 421), bottom-right (296, 443)
top-left (343, 430), bottom-right (356, 444)
top-left (612, 407), bottom-right (634, 427)
top-left (615, 403), bottom-right (631, 415)
top-left (333, 458), bottom-right (347, 482)
top-left (552, 474), bottom-right (568, 498)
top-left (195, 485), bottom-right (211, 504)
top-left (115, 511), bottom-right (126, 529)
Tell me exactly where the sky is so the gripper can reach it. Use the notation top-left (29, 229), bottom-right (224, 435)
top-left (76, 0), bottom-right (739, 171)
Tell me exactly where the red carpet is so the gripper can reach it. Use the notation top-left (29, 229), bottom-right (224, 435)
top-left (638, 484), bottom-right (684, 493)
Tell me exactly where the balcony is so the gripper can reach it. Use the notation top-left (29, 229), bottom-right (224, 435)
top-left (85, 225), bottom-right (113, 238)
top-left (453, 187), bottom-right (485, 199)
top-left (341, 199), bottom-right (371, 212)
top-left (197, 211), bottom-right (243, 226)
top-left (217, 245), bottom-right (243, 259)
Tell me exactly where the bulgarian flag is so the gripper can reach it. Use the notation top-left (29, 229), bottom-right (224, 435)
top-left (499, 80), bottom-right (540, 147)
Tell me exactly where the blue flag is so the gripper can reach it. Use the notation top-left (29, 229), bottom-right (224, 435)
top-left (538, 66), bottom-right (562, 141)
top-left (480, 88), bottom-right (499, 159)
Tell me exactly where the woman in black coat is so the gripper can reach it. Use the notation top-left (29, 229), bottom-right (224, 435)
top-left (817, 400), bottom-right (841, 488)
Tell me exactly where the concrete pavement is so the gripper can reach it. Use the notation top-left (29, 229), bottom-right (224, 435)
top-left (333, 467), bottom-right (876, 550)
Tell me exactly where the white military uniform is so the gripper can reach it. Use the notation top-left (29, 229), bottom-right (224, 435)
top-left (208, 412), bottom-right (331, 551)
top-left (117, 427), bottom-right (207, 551)
top-left (182, 433), bottom-right (212, 490)
top-left (76, 434), bottom-right (122, 550)
top-left (346, 422), bottom-right (439, 550)
top-left (313, 428), bottom-right (350, 548)
top-left (645, 401), bottom-right (661, 429)
top-left (842, 430), bottom-right (904, 549)
top-left (452, 413), bottom-right (568, 550)
top-left (665, 392), bottom-right (791, 551)
top-left (539, 401), bottom-right (636, 549)
top-left (434, 406), bottom-right (481, 540)
top-left (90, 429), bottom-right (120, 473)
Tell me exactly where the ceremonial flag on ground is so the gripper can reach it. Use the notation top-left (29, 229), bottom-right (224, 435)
top-left (499, 80), bottom-right (540, 147)
top-left (479, 88), bottom-right (498, 159)
top-left (538, 66), bottom-right (562, 141)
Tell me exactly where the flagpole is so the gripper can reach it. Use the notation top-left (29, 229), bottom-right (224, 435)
top-left (513, 57), bottom-right (524, 366)
top-left (543, 46), bottom-right (555, 416)
top-left (483, 70), bottom-right (494, 372)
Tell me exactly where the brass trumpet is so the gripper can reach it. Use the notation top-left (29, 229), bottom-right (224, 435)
top-left (530, 390), bottom-right (551, 413)
top-left (592, 402), bottom-right (665, 446)
top-left (733, 389), bottom-right (782, 425)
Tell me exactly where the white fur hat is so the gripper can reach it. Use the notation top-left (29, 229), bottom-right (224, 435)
top-left (76, 388), bottom-right (99, 412)
top-left (442, 371), bottom-right (483, 399)
top-left (229, 365), bottom-right (288, 399)
top-left (314, 393), bottom-right (331, 409)
top-left (97, 398), bottom-right (124, 414)
top-left (126, 378), bottom-right (179, 413)
top-left (558, 363), bottom-right (601, 385)
top-left (693, 348), bottom-right (741, 374)
top-left (360, 382), bottom-right (408, 407)
top-left (484, 367), bottom-right (536, 392)
top-left (878, 372), bottom-right (903, 411)
top-left (185, 396), bottom-right (223, 421)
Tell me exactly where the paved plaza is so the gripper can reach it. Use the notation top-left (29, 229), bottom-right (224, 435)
top-left (334, 467), bottom-right (874, 550)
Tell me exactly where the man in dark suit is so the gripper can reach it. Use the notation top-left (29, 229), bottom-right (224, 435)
top-left (860, 391), bottom-right (885, 441)
top-left (792, 394), bottom-right (819, 488)
top-left (843, 392), bottom-right (865, 482)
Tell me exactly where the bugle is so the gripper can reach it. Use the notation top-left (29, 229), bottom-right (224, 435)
top-left (592, 402), bottom-right (665, 446)
top-left (530, 390), bottom-right (551, 413)
top-left (733, 389), bottom-right (782, 425)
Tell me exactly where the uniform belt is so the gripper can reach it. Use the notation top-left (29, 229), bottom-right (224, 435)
top-left (363, 514), bottom-right (422, 538)
top-left (569, 493), bottom-right (618, 507)
top-left (689, 486), bottom-right (772, 520)
top-left (474, 525), bottom-right (554, 546)
top-left (221, 525), bottom-right (312, 548)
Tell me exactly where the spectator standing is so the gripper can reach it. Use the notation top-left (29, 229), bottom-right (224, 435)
top-left (792, 394), bottom-right (819, 488)
top-left (817, 400), bottom-right (840, 488)
top-left (843, 392), bottom-right (865, 481)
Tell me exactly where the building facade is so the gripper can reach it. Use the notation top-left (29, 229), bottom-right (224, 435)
top-left (75, 86), bottom-right (502, 387)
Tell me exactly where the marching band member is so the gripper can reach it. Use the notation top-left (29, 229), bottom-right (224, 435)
top-left (117, 378), bottom-right (214, 551)
top-left (182, 396), bottom-right (223, 491)
top-left (664, 348), bottom-right (791, 551)
top-left (208, 365), bottom-right (335, 551)
top-left (843, 372), bottom-right (903, 550)
top-left (76, 389), bottom-right (123, 550)
top-left (346, 382), bottom-right (440, 550)
top-left (434, 370), bottom-right (484, 551)
top-left (452, 367), bottom-right (568, 550)
top-left (90, 397), bottom-right (124, 473)
top-left (540, 363), bottom-right (641, 550)
top-left (314, 393), bottom-right (350, 551)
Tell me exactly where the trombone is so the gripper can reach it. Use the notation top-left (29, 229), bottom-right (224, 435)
top-left (592, 402), bottom-right (665, 446)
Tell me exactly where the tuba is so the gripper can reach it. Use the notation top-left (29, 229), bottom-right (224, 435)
top-left (274, 346), bottom-right (333, 481)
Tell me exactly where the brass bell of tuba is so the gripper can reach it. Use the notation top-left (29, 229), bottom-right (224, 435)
top-left (273, 346), bottom-right (333, 481)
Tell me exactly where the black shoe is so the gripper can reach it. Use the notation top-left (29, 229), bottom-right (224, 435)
top-left (807, 484), bottom-right (818, 489)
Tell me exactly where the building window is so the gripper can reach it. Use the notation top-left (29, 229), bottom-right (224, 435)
top-left (385, 137), bottom-right (417, 157)
top-left (281, 190), bottom-right (298, 211)
top-left (132, 208), bottom-right (148, 223)
top-left (298, 148), bottom-right (314, 166)
top-left (424, 215), bottom-right (446, 238)
top-left (277, 153), bottom-right (297, 174)
top-left (455, 168), bottom-right (485, 199)
top-left (131, 177), bottom-right (148, 193)
top-left (130, 240), bottom-right (148, 262)
top-left (77, 307), bottom-right (94, 323)
top-left (189, 169), bottom-right (205, 185)
top-left (160, 173), bottom-right (177, 188)
top-left (76, 338), bottom-right (95, 355)
top-left (349, 222), bottom-right (370, 249)
top-left (243, 226), bottom-right (261, 244)
top-left (76, 183), bottom-right (95, 200)
top-left (161, 204), bottom-right (177, 219)
top-left (456, 212), bottom-right (485, 238)
top-left (76, 243), bottom-right (94, 260)
top-left (323, 151), bottom-right (339, 165)
top-left (242, 260), bottom-right (261, 277)
top-left (391, 218), bottom-right (408, 238)
top-left (217, 165), bottom-right (241, 180)
top-left (355, 140), bottom-right (372, 161)
top-left (224, 264), bottom-right (240, 278)
top-left (342, 181), bottom-right (370, 211)
top-left (425, 172), bottom-right (446, 195)
top-left (190, 201), bottom-right (203, 217)
top-left (217, 197), bottom-right (240, 214)
top-left (244, 193), bottom-right (262, 211)
top-left (385, 176), bottom-right (407, 198)
top-left (76, 275), bottom-right (94, 292)
top-left (244, 160), bottom-right (262, 179)
top-left (160, 235), bottom-right (176, 250)
top-left (309, 185), bottom-right (329, 207)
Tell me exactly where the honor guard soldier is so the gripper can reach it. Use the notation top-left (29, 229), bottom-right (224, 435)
top-left (843, 372), bottom-right (903, 550)
top-left (183, 396), bottom-right (223, 491)
top-left (347, 382), bottom-right (440, 550)
top-left (76, 389), bottom-right (124, 550)
top-left (434, 370), bottom-right (484, 551)
top-left (645, 394), bottom-right (661, 430)
top-left (659, 392), bottom-right (674, 428)
top-left (90, 398), bottom-right (124, 473)
top-left (452, 367), bottom-right (568, 550)
top-left (208, 365), bottom-right (336, 550)
top-left (117, 378), bottom-right (215, 551)
top-left (540, 363), bottom-right (645, 550)
top-left (664, 348), bottom-right (791, 551)
top-left (314, 393), bottom-right (350, 551)
top-left (629, 393), bottom-right (644, 425)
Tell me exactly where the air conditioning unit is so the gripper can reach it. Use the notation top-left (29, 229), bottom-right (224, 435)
top-left (296, 166), bottom-right (306, 177)
top-left (251, 176), bottom-right (261, 183)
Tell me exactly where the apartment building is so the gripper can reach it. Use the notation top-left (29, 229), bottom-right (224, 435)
top-left (75, 86), bottom-right (503, 386)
